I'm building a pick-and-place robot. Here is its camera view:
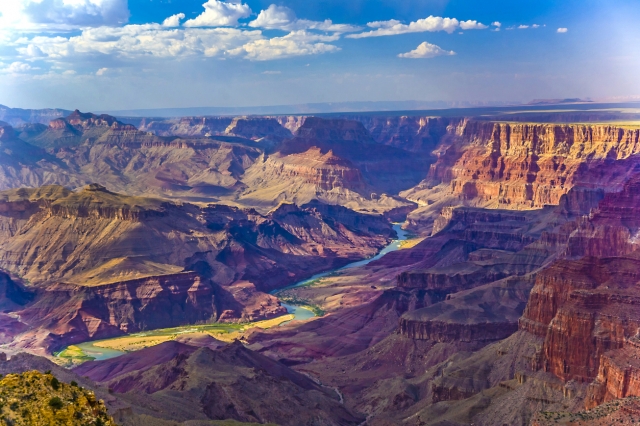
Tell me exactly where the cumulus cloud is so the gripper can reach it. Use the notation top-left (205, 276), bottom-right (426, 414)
top-left (183, 0), bottom-right (251, 27)
top-left (162, 13), bottom-right (185, 27)
top-left (0, 3), bottom-right (495, 70)
top-left (347, 15), bottom-right (488, 38)
top-left (248, 4), bottom-right (360, 33)
top-left (398, 42), bottom-right (455, 59)
top-left (12, 23), bottom-right (341, 63)
top-left (491, 21), bottom-right (501, 28)
top-left (17, 25), bottom-right (263, 59)
top-left (366, 19), bottom-right (402, 29)
top-left (459, 20), bottom-right (488, 30)
top-left (0, 61), bottom-right (37, 74)
top-left (557, 27), bottom-right (568, 33)
top-left (228, 30), bottom-right (340, 61)
top-left (0, 0), bottom-right (129, 29)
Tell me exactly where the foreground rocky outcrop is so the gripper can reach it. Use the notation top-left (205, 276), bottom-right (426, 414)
top-left (0, 340), bottom-right (343, 426)
top-left (0, 370), bottom-right (116, 426)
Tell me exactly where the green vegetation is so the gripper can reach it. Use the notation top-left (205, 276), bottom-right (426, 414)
top-left (279, 296), bottom-right (325, 317)
top-left (56, 345), bottom-right (96, 363)
top-left (57, 316), bottom-right (295, 365)
top-left (48, 397), bottom-right (63, 410)
top-left (0, 371), bottom-right (116, 425)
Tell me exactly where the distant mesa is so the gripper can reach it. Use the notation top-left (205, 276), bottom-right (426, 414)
top-left (526, 98), bottom-right (593, 105)
top-left (225, 116), bottom-right (293, 142)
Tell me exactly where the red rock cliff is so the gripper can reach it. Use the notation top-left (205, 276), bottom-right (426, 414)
top-left (405, 120), bottom-right (640, 209)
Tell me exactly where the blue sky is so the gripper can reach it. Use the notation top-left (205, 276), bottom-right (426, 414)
top-left (0, 0), bottom-right (639, 111)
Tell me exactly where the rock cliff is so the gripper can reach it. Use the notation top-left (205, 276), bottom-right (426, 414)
top-left (16, 272), bottom-right (220, 351)
top-left (238, 117), bottom-right (425, 213)
top-left (520, 256), bottom-right (640, 383)
top-left (586, 343), bottom-right (640, 409)
top-left (225, 117), bottom-right (293, 142)
top-left (403, 120), bottom-right (640, 212)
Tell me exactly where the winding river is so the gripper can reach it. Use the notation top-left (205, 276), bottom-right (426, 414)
top-left (276, 223), bottom-right (409, 322)
top-left (59, 223), bottom-right (409, 361)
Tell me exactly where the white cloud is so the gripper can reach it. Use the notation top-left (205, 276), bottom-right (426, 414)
top-left (25, 44), bottom-right (46, 57)
top-left (62, 69), bottom-right (76, 75)
top-left (228, 30), bottom-right (340, 61)
top-left (248, 4), bottom-right (360, 33)
top-left (12, 24), bottom-right (339, 63)
top-left (514, 24), bottom-right (541, 30)
top-left (347, 16), bottom-right (488, 38)
top-left (557, 27), bottom-right (568, 33)
top-left (17, 25), bottom-right (263, 60)
top-left (162, 13), bottom-right (185, 27)
top-left (183, 0), bottom-right (251, 28)
top-left (459, 20), bottom-right (488, 30)
top-left (262, 70), bottom-right (281, 74)
top-left (0, 61), bottom-right (37, 74)
top-left (367, 19), bottom-right (402, 29)
top-left (96, 67), bottom-right (108, 75)
top-left (398, 41), bottom-right (455, 59)
top-left (491, 21), bottom-right (501, 28)
top-left (249, 5), bottom-right (294, 29)
top-left (0, 0), bottom-right (129, 30)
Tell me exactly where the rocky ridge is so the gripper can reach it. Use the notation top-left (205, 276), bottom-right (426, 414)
top-left (73, 340), bottom-right (365, 425)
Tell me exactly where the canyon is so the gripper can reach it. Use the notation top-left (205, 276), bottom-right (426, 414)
top-left (0, 182), bottom-right (394, 353)
top-left (0, 105), bottom-right (640, 425)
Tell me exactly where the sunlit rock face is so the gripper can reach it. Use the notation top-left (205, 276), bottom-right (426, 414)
top-left (404, 120), bottom-right (640, 210)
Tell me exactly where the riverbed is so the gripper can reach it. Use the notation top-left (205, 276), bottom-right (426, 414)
top-left (274, 223), bottom-right (409, 323)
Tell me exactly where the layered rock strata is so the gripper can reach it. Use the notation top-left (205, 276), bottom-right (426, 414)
top-left (586, 343), bottom-right (640, 409)
top-left (403, 120), bottom-right (640, 211)
top-left (16, 272), bottom-right (220, 351)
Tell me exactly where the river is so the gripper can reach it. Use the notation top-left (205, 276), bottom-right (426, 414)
top-left (276, 223), bottom-right (409, 322)
top-left (58, 223), bottom-right (409, 361)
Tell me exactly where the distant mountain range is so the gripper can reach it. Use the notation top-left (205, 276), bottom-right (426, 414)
top-left (3, 99), bottom-right (640, 125)
top-left (0, 104), bottom-right (71, 126)
top-left (99, 100), bottom-right (517, 118)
